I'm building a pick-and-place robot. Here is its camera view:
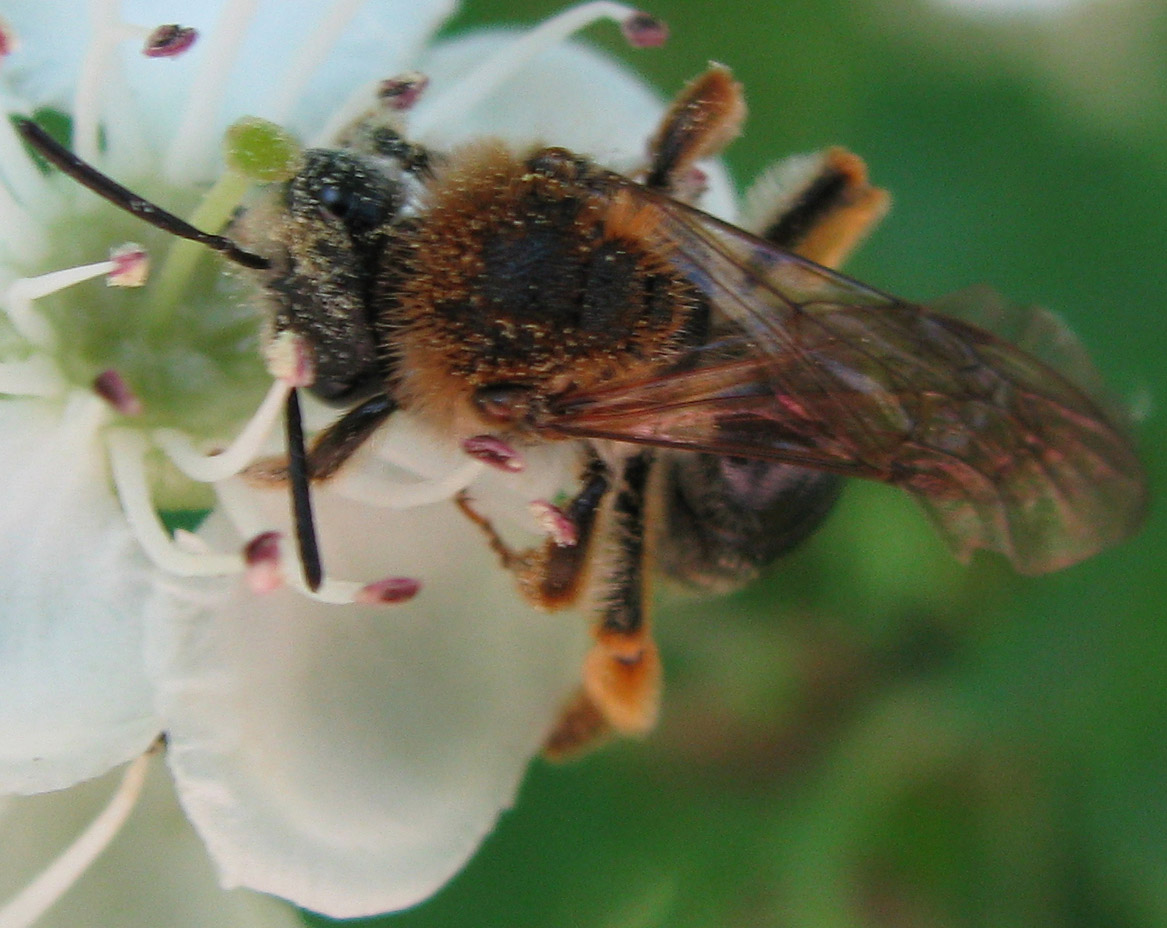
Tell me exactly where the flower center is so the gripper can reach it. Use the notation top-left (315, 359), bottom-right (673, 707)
top-left (27, 155), bottom-right (268, 438)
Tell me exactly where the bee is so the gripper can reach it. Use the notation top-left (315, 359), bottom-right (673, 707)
top-left (16, 64), bottom-right (1147, 757)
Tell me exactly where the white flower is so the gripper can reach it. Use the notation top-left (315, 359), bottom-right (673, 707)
top-left (0, 0), bottom-right (732, 922)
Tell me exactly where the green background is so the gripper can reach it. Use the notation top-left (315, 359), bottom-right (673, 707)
top-left (315, 1), bottom-right (1166, 925)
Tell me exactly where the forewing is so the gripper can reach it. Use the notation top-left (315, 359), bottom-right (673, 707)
top-left (541, 187), bottom-right (1147, 574)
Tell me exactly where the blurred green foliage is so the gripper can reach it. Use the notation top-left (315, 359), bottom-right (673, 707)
top-left (310, 1), bottom-right (1165, 925)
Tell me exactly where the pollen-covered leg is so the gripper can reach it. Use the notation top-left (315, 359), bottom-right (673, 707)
top-left (581, 451), bottom-right (662, 735)
top-left (583, 628), bottom-right (661, 735)
top-left (645, 64), bottom-right (746, 195)
top-left (455, 452), bottom-right (610, 610)
top-left (742, 146), bottom-right (890, 267)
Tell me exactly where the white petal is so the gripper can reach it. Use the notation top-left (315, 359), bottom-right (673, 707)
top-left (148, 482), bottom-right (588, 917)
top-left (415, 31), bottom-right (739, 219)
top-left (0, 761), bottom-right (303, 928)
top-left (0, 396), bottom-right (160, 794)
top-left (4, 0), bottom-right (457, 169)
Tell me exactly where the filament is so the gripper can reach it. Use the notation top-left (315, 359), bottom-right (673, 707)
top-left (164, 0), bottom-right (262, 182)
top-left (213, 476), bottom-right (393, 605)
top-left (154, 379), bottom-right (290, 482)
top-left (4, 261), bottom-right (119, 350)
top-left (331, 457), bottom-right (482, 509)
top-left (264, 0), bottom-right (370, 124)
top-left (412, 1), bottom-right (646, 137)
top-left (73, 0), bottom-right (127, 164)
top-left (0, 357), bottom-right (66, 397)
top-left (0, 749), bottom-right (154, 928)
top-left (106, 428), bottom-right (243, 576)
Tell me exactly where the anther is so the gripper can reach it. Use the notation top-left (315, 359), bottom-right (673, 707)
top-left (378, 72), bottom-right (429, 112)
top-left (142, 24), bottom-right (198, 58)
top-left (0, 15), bottom-right (18, 59)
top-left (244, 531), bottom-right (283, 594)
top-left (354, 576), bottom-right (422, 605)
top-left (462, 435), bottom-right (524, 473)
top-left (264, 331), bottom-right (315, 388)
top-left (621, 11), bottom-right (668, 48)
top-left (107, 243), bottom-right (149, 287)
top-left (530, 500), bottom-right (578, 546)
top-left (93, 370), bottom-right (143, 417)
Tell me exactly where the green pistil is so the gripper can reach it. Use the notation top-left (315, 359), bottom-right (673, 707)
top-left (147, 168), bottom-right (251, 332)
top-left (147, 118), bottom-right (302, 333)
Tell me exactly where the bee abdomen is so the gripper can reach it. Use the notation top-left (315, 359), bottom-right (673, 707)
top-left (658, 452), bottom-right (843, 592)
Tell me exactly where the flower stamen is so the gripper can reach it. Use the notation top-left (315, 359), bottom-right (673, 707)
top-left (244, 530), bottom-right (284, 594)
top-left (93, 369), bottom-right (143, 416)
top-left (0, 15), bottom-right (18, 60)
top-left (107, 428), bottom-right (244, 576)
top-left (263, 332), bottom-right (315, 388)
top-left (154, 379), bottom-right (291, 483)
top-left (0, 747), bottom-right (155, 928)
top-left (263, 0), bottom-right (371, 125)
top-left (531, 500), bottom-right (578, 546)
top-left (0, 356), bottom-right (65, 397)
top-left (330, 457), bottom-right (483, 509)
top-left (378, 72), bottom-right (430, 112)
top-left (4, 260), bottom-right (127, 349)
top-left (73, 0), bottom-right (123, 164)
top-left (462, 435), bottom-right (524, 472)
top-left (142, 24), bottom-right (199, 59)
top-left (165, 0), bottom-right (262, 182)
top-left (354, 576), bottom-right (421, 605)
top-left (412, 2), bottom-right (668, 138)
top-left (107, 243), bottom-right (149, 287)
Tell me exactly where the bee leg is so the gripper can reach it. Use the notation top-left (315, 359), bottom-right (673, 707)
top-left (542, 688), bottom-right (613, 761)
top-left (581, 450), bottom-right (662, 736)
top-left (743, 146), bottom-right (890, 266)
top-left (645, 64), bottom-right (746, 195)
top-left (455, 452), bottom-right (610, 611)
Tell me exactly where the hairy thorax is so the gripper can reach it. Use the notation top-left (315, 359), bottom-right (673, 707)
top-left (382, 142), bottom-right (707, 440)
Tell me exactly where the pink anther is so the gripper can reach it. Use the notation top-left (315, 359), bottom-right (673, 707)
top-left (108, 243), bottom-right (148, 287)
top-left (244, 531), bottom-right (283, 594)
top-left (93, 369), bottom-right (143, 417)
top-left (378, 72), bottom-right (430, 112)
top-left (462, 435), bottom-right (524, 473)
top-left (355, 577), bottom-right (422, 605)
top-left (531, 500), bottom-right (578, 547)
top-left (143, 24), bottom-right (198, 58)
top-left (621, 11), bottom-right (668, 48)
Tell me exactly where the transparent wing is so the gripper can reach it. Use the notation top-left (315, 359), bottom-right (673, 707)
top-left (539, 186), bottom-right (1147, 574)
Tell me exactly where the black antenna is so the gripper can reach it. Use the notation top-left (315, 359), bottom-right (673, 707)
top-left (13, 116), bottom-right (270, 270)
top-left (14, 115), bottom-right (328, 590)
top-left (284, 389), bottom-right (323, 591)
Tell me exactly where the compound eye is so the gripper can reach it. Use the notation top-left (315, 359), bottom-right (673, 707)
top-left (317, 183), bottom-right (351, 220)
top-left (317, 182), bottom-right (387, 231)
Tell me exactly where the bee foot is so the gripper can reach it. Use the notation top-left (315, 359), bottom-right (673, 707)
top-left (583, 637), bottom-right (661, 735)
top-left (542, 689), bottom-right (613, 761)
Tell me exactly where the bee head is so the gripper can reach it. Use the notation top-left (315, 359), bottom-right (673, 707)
top-left (240, 146), bottom-right (416, 405)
